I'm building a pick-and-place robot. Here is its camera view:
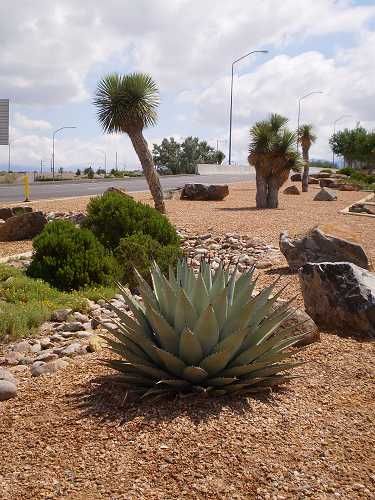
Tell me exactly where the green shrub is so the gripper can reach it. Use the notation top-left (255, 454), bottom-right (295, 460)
top-left (340, 167), bottom-right (355, 176)
top-left (27, 220), bottom-right (115, 291)
top-left (83, 192), bottom-right (179, 250)
top-left (114, 233), bottom-right (182, 290)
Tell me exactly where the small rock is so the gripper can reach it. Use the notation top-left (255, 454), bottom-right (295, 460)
top-left (35, 351), bottom-right (59, 363)
top-left (39, 337), bottom-right (53, 349)
top-left (0, 380), bottom-right (17, 401)
top-left (58, 322), bottom-right (84, 332)
top-left (59, 342), bottom-right (86, 357)
top-left (31, 359), bottom-right (69, 377)
top-left (313, 188), bottom-right (337, 201)
top-left (0, 368), bottom-right (17, 385)
top-left (4, 351), bottom-right (23, 366)
top-left (30, 343), bottom-right (42, 353)
top-left (51, 308), bottom-right (72, 322)
top-left (50, 334), bottom-right (64, 342)
top-left (283, 185), bottom-right (300, 195)
top-left (73, 311), bottom-right (89, 323)
top-left (12, 340), bottom-right (32, 354)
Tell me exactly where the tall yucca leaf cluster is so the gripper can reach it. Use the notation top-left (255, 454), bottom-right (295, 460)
top-left (103, 260), bottom-right (303, 398)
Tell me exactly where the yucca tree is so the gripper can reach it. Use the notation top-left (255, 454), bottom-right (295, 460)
top-left (100, 259), bottom-right (304, 398)
top-left (94, 73), bottom-right (165, 213)
top-left (248, 113), bottom-right (303, 208)
top-left (298, 124), bottom-right (317, 192)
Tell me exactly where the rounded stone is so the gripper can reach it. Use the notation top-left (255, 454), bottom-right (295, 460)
top-left (0, 380), bottom-right (17, 401)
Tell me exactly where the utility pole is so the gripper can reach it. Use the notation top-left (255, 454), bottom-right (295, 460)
top-left (115, 151), bottom-right (118, 170)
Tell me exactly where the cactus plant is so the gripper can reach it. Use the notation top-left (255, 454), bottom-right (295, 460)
top-left (102, 259), bottom-right (303, 397)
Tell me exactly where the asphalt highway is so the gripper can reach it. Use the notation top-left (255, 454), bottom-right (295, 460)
top-left (0, 173), bottom-right (256, 203)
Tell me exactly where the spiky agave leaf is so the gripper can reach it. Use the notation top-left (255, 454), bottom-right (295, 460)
top-left (102, 259), bottom-right (304, 397)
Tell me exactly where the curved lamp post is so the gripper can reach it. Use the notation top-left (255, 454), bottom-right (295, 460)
top-left (297, 91), bottom-right (323, 153)
top-left (52, 126), bottom-right (76, 181)
top-left (332, 115), bottom-right (352, 168)
top-left (228, 49), bottom-right (269, 165)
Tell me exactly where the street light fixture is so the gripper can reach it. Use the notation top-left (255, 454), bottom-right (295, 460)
top-left (96, 149), bottom-right (107, 173)
top-left (332, 114), bottom-right (352, 168)
top-left (297, 91), bottom-right (323, 153)
top-left (52, 126), bottom-right (76, 181)
top-left (228, 49), bottom-right (269, 165)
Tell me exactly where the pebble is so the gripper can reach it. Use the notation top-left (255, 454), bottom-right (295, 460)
top-left (35, 351), bottom-right (59, 363)
top-left (51, 308), bottom-right (72, 322)
top-left (0, 368), bottom-right (17, 385)
top-left (12, 340), bottom-right (32, 354)
top-left (57, 322), bottom-right (84, 333)
top-left (39, 337), bottom-right (53, 349)
top-left (31, 359), bottom-right (69, 377)
top-left (0, 380), bottom-right (17, 401)
top-left (73, 312), bottom-right (89, 323)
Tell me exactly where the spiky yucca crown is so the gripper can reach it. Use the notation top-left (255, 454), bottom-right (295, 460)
top-left (102, 260), bottom-right (304, 398)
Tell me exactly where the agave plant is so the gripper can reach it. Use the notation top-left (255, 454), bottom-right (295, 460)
top-left (102, 260), bottom-right (304, 398)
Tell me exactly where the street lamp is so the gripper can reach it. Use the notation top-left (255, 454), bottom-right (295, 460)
top-left (332, 114), bottom-right (352, 168)
top-left (52, 126), bottom-right (76, 181)
top-left (297, 91), bottom-right (323, 153)
top-left (228, 49), bottom-right (268, 165)
top-left (96, 149), bottom-right (107, 173)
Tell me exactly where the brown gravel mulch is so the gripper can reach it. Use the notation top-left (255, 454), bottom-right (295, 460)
top-left (1, 181), bottom-right (375, 499)
top-left (1, 182), bottom-right (374, 262)
top-left (0, 335), bottom-right (374, 499)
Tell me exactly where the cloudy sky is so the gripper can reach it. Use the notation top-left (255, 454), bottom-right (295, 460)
top-left (1, 0), bottom-right (374, 171)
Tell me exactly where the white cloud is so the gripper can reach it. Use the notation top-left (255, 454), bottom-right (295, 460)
top-left (0, 0), bottom-right (374, 168)
top-left (14, 113), bottom-right (51, 131)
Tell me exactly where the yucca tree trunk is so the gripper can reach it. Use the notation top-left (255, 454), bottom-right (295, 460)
top-left (255, 170), bottom-right (268, 208)
top-left (301, 146), bottom-right (310, 192)
top-left (129, 130), bottom-right (166, 213)
top-left (267, 176), bottom-right (280, 208)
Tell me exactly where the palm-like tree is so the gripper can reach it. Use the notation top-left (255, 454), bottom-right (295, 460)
top-left (94, 73), bottom-right (165, 213)
top-left (298, 124), bottom-right (317, 192)
top-left (248, 113), bottom-right (303, 208)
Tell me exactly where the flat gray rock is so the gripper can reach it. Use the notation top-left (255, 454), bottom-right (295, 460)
top-left (299, 262), bottom-right (375, 338)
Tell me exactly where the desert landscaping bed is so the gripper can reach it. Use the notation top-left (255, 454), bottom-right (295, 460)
top-left (1, 180), bottom-right (375, 499)
top-left (1, 182), bottom-right (374, 261)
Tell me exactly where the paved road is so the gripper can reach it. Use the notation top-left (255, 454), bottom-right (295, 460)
top-left (0, 174), bottom-right (255, 203)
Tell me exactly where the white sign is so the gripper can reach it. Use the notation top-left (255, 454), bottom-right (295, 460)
top-left (0, 99), bottom-right (9, 146)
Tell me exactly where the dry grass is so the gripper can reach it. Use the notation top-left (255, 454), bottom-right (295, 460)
top-left (1, 181), bottom-right (375, 498)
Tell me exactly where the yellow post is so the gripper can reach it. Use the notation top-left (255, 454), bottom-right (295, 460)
top-left (23, 174), bottom-right (30, 202)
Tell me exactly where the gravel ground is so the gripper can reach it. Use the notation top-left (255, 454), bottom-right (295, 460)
top-left (0, 335), bottom-right (374, 499)
top-left (1, 181), bottom-right (375, 499)
top-left (1, 182), bottom-right (374, 262)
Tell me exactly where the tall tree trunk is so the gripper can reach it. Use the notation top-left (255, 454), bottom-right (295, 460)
top-left (129, 130), bottom-right (166, 214)
top-left (267, 176), bottom-right (279, 208)
top-left (301, 146), bottom-right (310, 192)
top-left (255, 170), bottom-right (268, 208)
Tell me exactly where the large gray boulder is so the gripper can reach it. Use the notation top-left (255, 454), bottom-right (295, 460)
top-left (313, 188), bottom-right (337, 201)
top-left (0, 211), bottom-right (47, 241)
top-left (279, 225), bottom-right (369, 271)
top-left (299, 262), bottom-right (375, 338)
top-left (180, 184), bottom-right (229, 201)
